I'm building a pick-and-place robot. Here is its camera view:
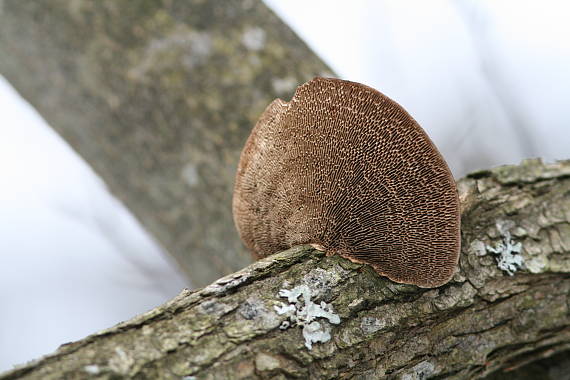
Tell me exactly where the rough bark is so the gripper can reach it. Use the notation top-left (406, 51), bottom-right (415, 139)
top-left (0, 0), bottom-right (333, 286)
top-left (2, 158), bottom-right (570, 379)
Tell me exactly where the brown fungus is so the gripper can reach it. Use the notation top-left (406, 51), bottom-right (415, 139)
top-left (232, 77), bottom-right (460, 288)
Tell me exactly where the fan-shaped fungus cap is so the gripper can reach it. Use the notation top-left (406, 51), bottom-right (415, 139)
top-left (233, 77), bottom-right (460, 288)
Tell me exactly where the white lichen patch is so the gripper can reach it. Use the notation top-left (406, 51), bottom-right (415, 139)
top-left (181, 163), bottom-right (199, 187)
top-left (271, 76), bottom-right (297, 94)
top-left (274, 285), bottom-right (340, 350)
top-left (83, 365), bottom-right (100, 375)
top-left (255, 352), bottom-right (281, 371)
top-left (486, 220), bottom-right (524, 275)
top-left (360, 317), bottom-right (385, 334)
top-left (241, 27), bottom-right (266, 51)
top-left (201, 272), bottom-right (250, 296)
top-left (130, 29), bottom-right (213, 79)
top-left (469, 240), bottom-right (487, 257)
top-left (400, 360), bottom-right (435, 380)
top-left (525, 255), bottom-right (548, 273)
top-left (109, 347), bottom-right (134, 375)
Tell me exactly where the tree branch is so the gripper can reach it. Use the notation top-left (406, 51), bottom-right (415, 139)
top-left (0, 0), bottom-right (333, 286)
top-left (2, 158), bottom-right (570, 379)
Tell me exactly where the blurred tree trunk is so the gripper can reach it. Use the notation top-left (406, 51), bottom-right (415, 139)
top-left (0, 0), bottom-right (333, 286)
top-left (1, 159), bottom-right (570, 379)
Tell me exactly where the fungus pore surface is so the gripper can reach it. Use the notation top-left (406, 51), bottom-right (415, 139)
top-left (232, 77), bottom-right (460, 288)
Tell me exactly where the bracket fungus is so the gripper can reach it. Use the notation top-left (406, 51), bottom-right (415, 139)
top-left (233, 77), bottom-right (460, 288)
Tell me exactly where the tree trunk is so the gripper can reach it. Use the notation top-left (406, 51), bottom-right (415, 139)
top-left (2, 158), bottom-right (569, 379)
top-left (0, 0), bottom-right (333, 286)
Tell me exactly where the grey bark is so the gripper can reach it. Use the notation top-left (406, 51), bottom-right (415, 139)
top-left (0, 0), bottom-right (333, 286)
top-left (2, 159), bottom-right (570, 379)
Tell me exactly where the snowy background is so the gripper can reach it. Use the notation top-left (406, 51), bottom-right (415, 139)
top-left (1, 0), bottom-right (569, 372)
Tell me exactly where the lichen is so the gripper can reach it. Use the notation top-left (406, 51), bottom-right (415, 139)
top-left (469, 239), bottom-right (487, 257)
top-left (83, 365), bottom-right (100, 375)
top-left (274, 284), bottom-right (340, 350)
top-left (360, 317), bottom-right (385, 334)
top-left (486, 220), bottom-right (524, 275)
top-left (525, 255), bottom-right (548, 273)
top-left (201, 272), bottom-right (250, 296)
top-left (241, 26), bottom-right (266, 51)
top-left (181, 163), bottom-right (200, 187)
top-left (254, 352), bottom-right (280, 371)
top-left (399, 360), bottom-right (435, 380)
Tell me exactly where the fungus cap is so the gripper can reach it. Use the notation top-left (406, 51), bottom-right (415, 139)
top-left (233, 77), bottom-right (460, 288)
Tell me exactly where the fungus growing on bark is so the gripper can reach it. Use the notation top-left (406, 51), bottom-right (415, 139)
top-left (232, 77), bottom-right (460, 288)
